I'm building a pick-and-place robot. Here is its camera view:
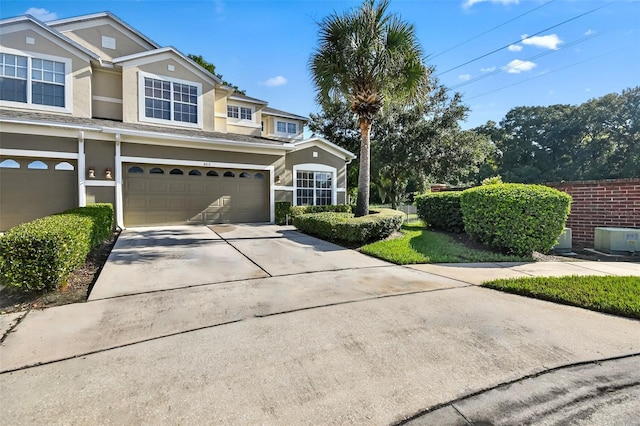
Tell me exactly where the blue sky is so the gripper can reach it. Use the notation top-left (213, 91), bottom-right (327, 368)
top-left (2, 0), bottom-right (639, 130)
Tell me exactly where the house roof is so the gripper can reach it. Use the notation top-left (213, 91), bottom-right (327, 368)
top-left (0, 110), bottom-right (290, 148)
top-left (292, 137), bottom-right (356, 161)
top-left (262, 107), bottom-right (309, 122)
top-left (0, 15), bottom-right (102, 63)
top-left (229, 94), bottom-right (268, 105)
top-left (48, 11), bottom-right (161, 50)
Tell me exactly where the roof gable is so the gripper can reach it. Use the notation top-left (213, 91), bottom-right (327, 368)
top-left (292, 137), bottom-right (356, 161)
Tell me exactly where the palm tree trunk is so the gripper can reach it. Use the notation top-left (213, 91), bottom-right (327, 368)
top-left (355, 118), bottom-right (371, 217)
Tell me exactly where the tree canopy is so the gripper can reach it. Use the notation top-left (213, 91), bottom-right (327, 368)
top-left (188, 54), bottom-right (245, 95)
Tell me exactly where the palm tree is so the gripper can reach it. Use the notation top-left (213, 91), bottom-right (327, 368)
top-left (310, 0), bottom-right (428, 216)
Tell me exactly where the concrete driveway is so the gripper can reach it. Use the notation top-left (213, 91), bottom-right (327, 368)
top-left (1, 225), bottom-right (639, 425)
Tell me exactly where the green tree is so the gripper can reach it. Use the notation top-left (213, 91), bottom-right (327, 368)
top-left (310, 0), bottom-right (428, 216)
top-left (188, 54), bottom-right (245, 95)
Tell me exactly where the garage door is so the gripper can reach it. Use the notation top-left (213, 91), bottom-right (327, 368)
top-left (123, 163), bottom-right (269, 226)
top-left (0, 157), bottom-right (78, 231)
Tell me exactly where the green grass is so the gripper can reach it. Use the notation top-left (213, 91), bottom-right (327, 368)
top-left (360, 221), bottom-right (531, 264)
top-left (483, 275), bottom-right (640, 319)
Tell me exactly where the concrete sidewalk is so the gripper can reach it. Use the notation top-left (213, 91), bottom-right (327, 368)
top-left (1, 225), bottom-right (638, 424)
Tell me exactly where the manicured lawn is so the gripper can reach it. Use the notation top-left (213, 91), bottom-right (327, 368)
top-left (483, 275), bottom-right (640, 319)
top-left (360, 222), bottom-right (531, 264)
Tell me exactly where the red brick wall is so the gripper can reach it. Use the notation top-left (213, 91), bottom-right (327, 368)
top-left (545, 178), bottom-right (640, 245)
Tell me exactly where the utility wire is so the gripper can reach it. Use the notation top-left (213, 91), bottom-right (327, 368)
top-left (429, 0), bottom-right (556, 59)
top-left (436, 1), bottom-right (616, 76)
top-left (464, 47), bottom-right (626, 101)
top-left (450, 30), bottom-right (608, 90)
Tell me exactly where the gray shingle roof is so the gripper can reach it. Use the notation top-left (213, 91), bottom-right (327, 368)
top-left (0, 110), bottom-right (287, 146)
top-left (262, 107), bottom-right (309, 122)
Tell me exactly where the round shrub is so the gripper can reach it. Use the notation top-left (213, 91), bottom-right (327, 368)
top-left (460, 184), bottom-right (571, 256)
top-left (415, 192), bottom-right (463, 232)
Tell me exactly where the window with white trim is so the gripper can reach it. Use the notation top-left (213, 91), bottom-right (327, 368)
top-left (0, 53), bottom-right (68, 108)
top-left (276, 120), bottom-right (298, 135)
top-left (240, 106), bottom-right (252, 120)
top-left (287, 123), bottom-right (297, 134)
top-left (296, 171), bottom-right (332, 206)
top-left (227, 105), bottom-right (239, 118)
top-left (276, 121), bottom-right (287, 133)
top-left (139, 72), bottom-right (201, 126)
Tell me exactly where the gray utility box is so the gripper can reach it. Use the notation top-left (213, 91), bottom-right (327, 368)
top-left (553, 228), bottom-right (572, 252)
top-left (594, 227), bottom-right (640, 254)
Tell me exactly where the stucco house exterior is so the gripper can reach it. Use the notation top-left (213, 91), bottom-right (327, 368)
top-left (0, 12), bottom-right (354, 231)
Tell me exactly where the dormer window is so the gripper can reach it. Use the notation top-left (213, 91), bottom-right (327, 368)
top-left (0, 52), bottom-right (70, 111)
top-left (227, 105), bottom-right (239, 118)
top-left (240, 107), bottom-right (252, 120)
top-left (276, 120), bottom-right (298, 135)
top-left (139, 71), bottom-right (201, 127)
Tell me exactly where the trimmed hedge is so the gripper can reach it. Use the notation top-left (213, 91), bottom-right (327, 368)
top-left (289, 204), bottom-right (352, 219)
top-left (460, 184), bottom-right (571, 256)
top-left (293, 208), bottom-right (403, 244)
top-left (275, 201), bottom-right (291, 225)
top-left (0, 203), bottom-right (114, 292)
top-left (415, 192), bottom-right (463, 232)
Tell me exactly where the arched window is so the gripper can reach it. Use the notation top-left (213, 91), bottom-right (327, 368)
top-left (254, 173), bottom-right (265, 179)
top-left (54, 161), bottom-right (75, 170)
top-left (128, 166), bottom-right (144, 173)
top-left (27, 160), bottom-right (48, 170)
top-left (0, 159), bottom-right (20, 169)
top-left (206, 170), bottom-right (219, 177)
top-left (189, 169), bottom-right (201, 176)
top-left (149, 167), bottom-right (164, 174)
top-left (223, 171), bottom-right (235, 177)
top-left (169, 168), bottom-right (184, 175)
top-left (239, 172), bottom-right (251, 178)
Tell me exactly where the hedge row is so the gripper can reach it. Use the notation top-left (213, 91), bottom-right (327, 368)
top-left (0, 203), bottom-right (114, 291)
top-left (460, 184), bottom-right (571, 256)
top-left (415, 192), bottom-right (463, 233)
top-left (275, 202), bottom-right (352, 225)
top-left (293, 208), bottom-right (403, 244)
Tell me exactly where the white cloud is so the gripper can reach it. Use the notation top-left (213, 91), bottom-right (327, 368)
top-left (480, 66), bottom-right (497, 72)
top-left (584, 29), bottom-right (595, 36)
top-left (508, 44), bottom-right (523, 52)
top-left (458, 74), bottom-right (471, 81)
top-left (503, 59), bottom-right (536, 74)
top-left (25, 7), bottom-right (57, 21)
top-left (263, 76), bottom-right (288, 87)
top-left (521, 33), bottom-right (563, 50)
top-left (463, 0), bottom-right (518, 8)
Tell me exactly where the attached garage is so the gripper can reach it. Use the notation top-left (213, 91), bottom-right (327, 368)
top-left (123, 163), bottom-right (269, 226)
top-left (0, 157), bottom-right (78, 231)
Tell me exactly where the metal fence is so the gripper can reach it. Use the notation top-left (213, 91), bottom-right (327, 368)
top-left (372, 204), bottom-right (419, 223)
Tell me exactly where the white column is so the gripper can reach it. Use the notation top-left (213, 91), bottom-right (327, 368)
top-left (114, 133), bottom-right (124, 229)
top-left (268, 165), bottom-right (275, 224)
top-left (78, 131), bottom-right (86, 207)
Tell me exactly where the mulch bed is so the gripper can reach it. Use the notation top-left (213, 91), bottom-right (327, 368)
top-left (0, 230), bottom-right (120, 314)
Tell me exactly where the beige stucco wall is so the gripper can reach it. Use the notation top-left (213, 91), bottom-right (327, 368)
top-left (57, 23), bottom-right (149, 62)
top-left (85, 139), bottom-right (115, 175)
top-left (121, 58), bottom-right (215, 131)
top-left (91, 68), bottom-right (123, 120)
top-left (263, 114), bottom-right (305, 141)
top-left (0, 26), bottom-right (92, 117)
top-left (86, 186), bottom-right (115, 207)
top-left (225, 100), bottom-right (262, 136)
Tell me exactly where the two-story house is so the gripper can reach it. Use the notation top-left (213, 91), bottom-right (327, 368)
top-left (0, 12), bottom-right (354, 231)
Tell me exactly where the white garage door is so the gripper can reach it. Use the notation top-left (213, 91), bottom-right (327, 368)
top-left (123, 163), bottom-right (269, 226)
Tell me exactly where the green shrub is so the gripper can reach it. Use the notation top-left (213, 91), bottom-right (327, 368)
top-left (0, 203), bottom-right (114, 292)
top-left (289, 204), bottom-right (352, 218)
top-left (293, 208), bottom-right (403, 244)
top-left (275, 201), bottom-right (292, 225)
top-left (481, 175), bottom-right (503, 185)
top-left (415, 192), bottom-right (463, 232)
top-left (460, 184), bottom-right (571, 256)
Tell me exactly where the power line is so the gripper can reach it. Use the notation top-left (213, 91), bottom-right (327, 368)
top-left (429, 0), bottom-right (556, 60)
top-left (463, 47), bottom-right (626, 102)
top-left (450, 30), bottom-right (608, 90)
top-left (436, 1), bottom-right (616, 76)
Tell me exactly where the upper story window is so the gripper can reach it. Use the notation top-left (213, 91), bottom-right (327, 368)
top-left (227, 105), bottom-right (239, 118)
top-left (240, 107), bottom-right (252, 120)
top-left (139, 71), bottom-right (201, 127)
top-left (0, 52), bottom-right (70, 111)
top-left (276, 120), bottom-right (298, 134)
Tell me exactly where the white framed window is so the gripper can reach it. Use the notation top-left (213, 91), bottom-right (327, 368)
top-left (293, 164), bottom-right (337, 206)
top-left (276, 120), bottom-right (299, 135)
top-left (287, 123), bottom-right (297, 134)
top-left (138, 71), bottom-right (202, 127)
top-left (227, 105), bottom-right (239, 118)
top-left (276, 121), bottom-right (287, 133)
top-left (240, 106), bottom-right (252, 120)
top-left (0, 50), bottom-right (72, 112)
